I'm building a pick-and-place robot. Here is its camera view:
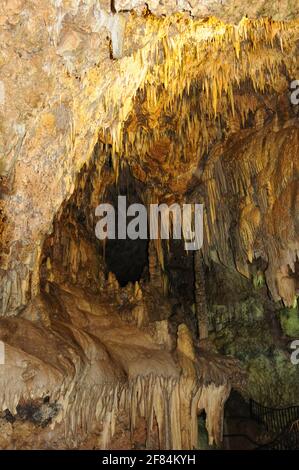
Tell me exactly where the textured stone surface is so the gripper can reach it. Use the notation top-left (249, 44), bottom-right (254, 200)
top-left (0, 0), bottom-right (299, 450)
top-left (0, 280), bottom-right (238, 449)
top-left (115, 0), bottom-right (299, 22)
top-left (206, 262), bottom-right (299, 407)
top-left (1, 7), bottom-right (299, 315)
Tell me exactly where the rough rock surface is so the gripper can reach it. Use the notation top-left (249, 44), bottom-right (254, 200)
top-left (1, 3), bottom-right (299, 316)
top-left (115, 0), bottom-right (299, 22)
top-left (0, 0), bottom-right (299, 450)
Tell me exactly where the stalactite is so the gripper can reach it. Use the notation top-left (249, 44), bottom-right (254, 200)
top-left (194, 251), bottom-right (209, 342)
top-left (148, 240), bottom-right (163, 290)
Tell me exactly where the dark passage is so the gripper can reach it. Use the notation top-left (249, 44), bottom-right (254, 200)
top-left (104, 168), bottom-right (149, 287)
top-left (105, 235), bottom-right (148, 287)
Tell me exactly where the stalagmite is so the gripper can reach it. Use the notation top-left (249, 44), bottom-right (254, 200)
top-left (107, 271), bottom-right (120, 298)
top-left (276, 265), bottom-right (297, 307)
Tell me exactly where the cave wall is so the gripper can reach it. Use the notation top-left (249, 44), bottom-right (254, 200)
top-left (1, 2), bottom-right (299, 317)
top-left (114, 0), bottom-right (299, 22)
top-left (205, 262), bottom-right (299, 407)
top-left (0, 1), bottom-right (154, 315)
top-left (0, 117), bottom-right (242, 449)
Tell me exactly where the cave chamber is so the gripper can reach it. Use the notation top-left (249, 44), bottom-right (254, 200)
top-left (0, 1), bottom-right (299, 450)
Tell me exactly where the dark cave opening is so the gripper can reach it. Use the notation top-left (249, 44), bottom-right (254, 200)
top-left (105, 233), bottom-right (149, 287)
top-left (164, 238), bottom-right (196, 306)
top-left (103, 169), bottom-right (149, 287)
top-left (222, 390), bottom-right (262, 450)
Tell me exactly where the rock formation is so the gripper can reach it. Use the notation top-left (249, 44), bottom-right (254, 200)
top-left (0, 0), bottom-right (298, 450)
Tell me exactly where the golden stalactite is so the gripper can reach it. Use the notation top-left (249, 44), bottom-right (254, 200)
top-left (96, 15), bottom-right (299, 298)
top-left (97, 16), bottom-right (299, 177)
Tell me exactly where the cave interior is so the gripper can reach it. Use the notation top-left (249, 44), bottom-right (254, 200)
top-left (0, 0), bottom-right (299, 451)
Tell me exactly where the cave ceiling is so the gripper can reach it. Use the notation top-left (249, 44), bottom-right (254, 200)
top-left (1, 3), bottom-right (299, 313)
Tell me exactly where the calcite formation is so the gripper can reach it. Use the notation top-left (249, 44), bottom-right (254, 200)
top-left (0, 0), bottom-right (298, 451)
